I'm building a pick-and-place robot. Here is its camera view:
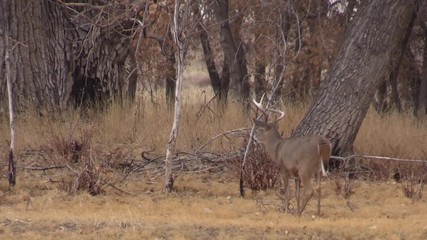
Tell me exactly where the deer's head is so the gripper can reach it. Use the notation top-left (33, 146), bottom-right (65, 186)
top-left (252, 97), bottom-right (285, 143)
top-left (253, 119), bottom-right (278, 143)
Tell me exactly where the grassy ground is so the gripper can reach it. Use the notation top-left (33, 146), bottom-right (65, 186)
top-left (1, 172), bottom-right (426, 239)
top-left (1, 81), bottom-right (427, 239)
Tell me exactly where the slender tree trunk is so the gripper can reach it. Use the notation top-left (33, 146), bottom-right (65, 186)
top-left (375, 80), bottom-right (389, 113)
top-left (254, 65), bottom-right (266, 101)
top-left (164, 0), bottom-right (188, 192)
top-left (166, 74), bottom-right (176, 108)
top-left (408, 50), bottom-right (421, 115)
top-left (417, 20), bottom-right (427, 116)
top-left (199, 27), bottom-right (229, 103)
top-left (418, 35), bottom-right (427, 116)
top-left (388, 11), bottom-right (415, 112)
top-left (270, 0), bottom-right (291, 103)
top-left (194, 4), bottom-right (228, 103)
top-left (293, 0), bottom-right (418, 156)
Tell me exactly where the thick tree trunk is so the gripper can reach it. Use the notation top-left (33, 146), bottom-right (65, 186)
top-left (0, 0), bottom-right (73, 111)
top-left (293, 0), bottom-right (418, 156)
top-left (0, 0), bottom-right (140, 111)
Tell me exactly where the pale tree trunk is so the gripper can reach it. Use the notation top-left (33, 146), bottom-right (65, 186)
top-left (164, 0), bottom-right (189, 192)
top-left (3, 20), bottom-right (16, 186)
top-left (293, 0), bottom-right (418, 156)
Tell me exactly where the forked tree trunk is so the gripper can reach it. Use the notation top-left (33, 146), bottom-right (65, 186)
top-left (293, 0), bottom-right (418, 156)
top-left (215, 0), bottom-right (250, 106)
top-left (195, 4), bottom-right (228, 104)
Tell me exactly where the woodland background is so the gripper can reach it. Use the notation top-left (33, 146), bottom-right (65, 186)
top-left (1, 1), bottom-right (427, 238)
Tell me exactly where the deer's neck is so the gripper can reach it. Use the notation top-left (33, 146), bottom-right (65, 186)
top-left (262, 130), bottom-right (285, 165)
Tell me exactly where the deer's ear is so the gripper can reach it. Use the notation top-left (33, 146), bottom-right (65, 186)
top-left (253, 119), bottom-right (262, 125)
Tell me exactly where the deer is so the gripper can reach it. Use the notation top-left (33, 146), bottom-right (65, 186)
top-left (251, 98), bottom-right (332, 216)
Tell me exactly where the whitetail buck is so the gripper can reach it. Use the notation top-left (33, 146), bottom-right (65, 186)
top-left (252, 98), bottom-right (331, 216)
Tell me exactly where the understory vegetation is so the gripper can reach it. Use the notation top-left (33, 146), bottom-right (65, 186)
top-left (1, 84), bottom-right (426, 239)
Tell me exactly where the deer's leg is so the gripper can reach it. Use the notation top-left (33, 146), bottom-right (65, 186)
top-left (281, 173), bottom-right (290, 213)
top-left (299, 175), bottom-right (314, 216)
top-left (316, 171), bottom-right (322, 216)
top-left (295, 178), bottom-right (301, 215)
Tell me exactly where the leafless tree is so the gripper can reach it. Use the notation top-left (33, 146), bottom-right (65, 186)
top-left (164, 0), bottom-right (194, 192)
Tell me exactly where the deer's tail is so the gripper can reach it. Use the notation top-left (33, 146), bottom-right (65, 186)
top-left (318, 138), bottom-right (332, 177)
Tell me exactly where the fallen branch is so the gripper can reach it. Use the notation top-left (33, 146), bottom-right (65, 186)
top-left (331, 155), bottom-right (427, 164)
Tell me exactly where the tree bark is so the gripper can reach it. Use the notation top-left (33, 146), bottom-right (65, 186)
top-left (375, 80), bottom-right (389, 113)
top-left (164, 0), bottom-right (188, 193)
top-left (417, 19), bottom-right (427, 116)
top-left (418, 36), bottom-right (427, 116)
top-left (194, 4), bottom-right (228, 103)
top-left (215, 0), bottom-right (249, 106)
top-left (292, 0), bottom-right (418, 156)
top-left (0, 0), bottom-right (142, 111)
top-left (3, 14), bottom-right (16, 186)
top-left (254, 65), bottom-right (266, 101)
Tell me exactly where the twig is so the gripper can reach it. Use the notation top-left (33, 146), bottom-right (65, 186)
top-left (195, 128), bottom-right (250, 154)
top-left (24, 165), bottom-right (66, 171)
top-left (103, 180), bottom-right (136, 196)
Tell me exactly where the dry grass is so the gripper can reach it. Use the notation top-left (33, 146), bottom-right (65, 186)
top-left (356, 110), bottom-right (427, 158)
top-left (1, 84), bottom-right (427, 239)
top-left (1, 173), bottom-right (427, 239)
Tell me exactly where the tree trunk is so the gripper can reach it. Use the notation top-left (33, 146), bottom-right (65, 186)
top-left (375, 80), bottom-right (389, 113)
top-left (215, 0), bottom-right (249, 106)
top-left (164, 0), bottom-right (188, 193)
top-left (254, 65), bottom-right (266, 101)
top-left (0, 0), bottom-right (141, 111)
top-left (418, 36), bottom-right (427, 116)
top-left (388, 10), bottom-right (415, 112)
top-left (3, 15), bottom-right (16, 186)
top-left (195, 4), bottom-right (228, 103)
top-left (417, 19), bottom-right (427, 116)
top-left (292, 0), bottom-right (418, 156)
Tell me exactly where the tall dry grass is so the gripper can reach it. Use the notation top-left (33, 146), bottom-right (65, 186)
top-left (356, 109), bottom-right (427, 159)
top-left (1, 85), bottom-right (426, 164)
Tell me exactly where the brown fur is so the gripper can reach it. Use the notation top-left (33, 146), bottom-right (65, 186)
top-left (253, 119), bottom-right (332, 215)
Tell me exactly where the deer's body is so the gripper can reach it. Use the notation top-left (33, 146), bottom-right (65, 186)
top-left (253, 118), bottom-right (331, 216)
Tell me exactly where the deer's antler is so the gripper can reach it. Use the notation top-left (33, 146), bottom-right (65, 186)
top-left (252, 95), bottom-right (285, 123)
